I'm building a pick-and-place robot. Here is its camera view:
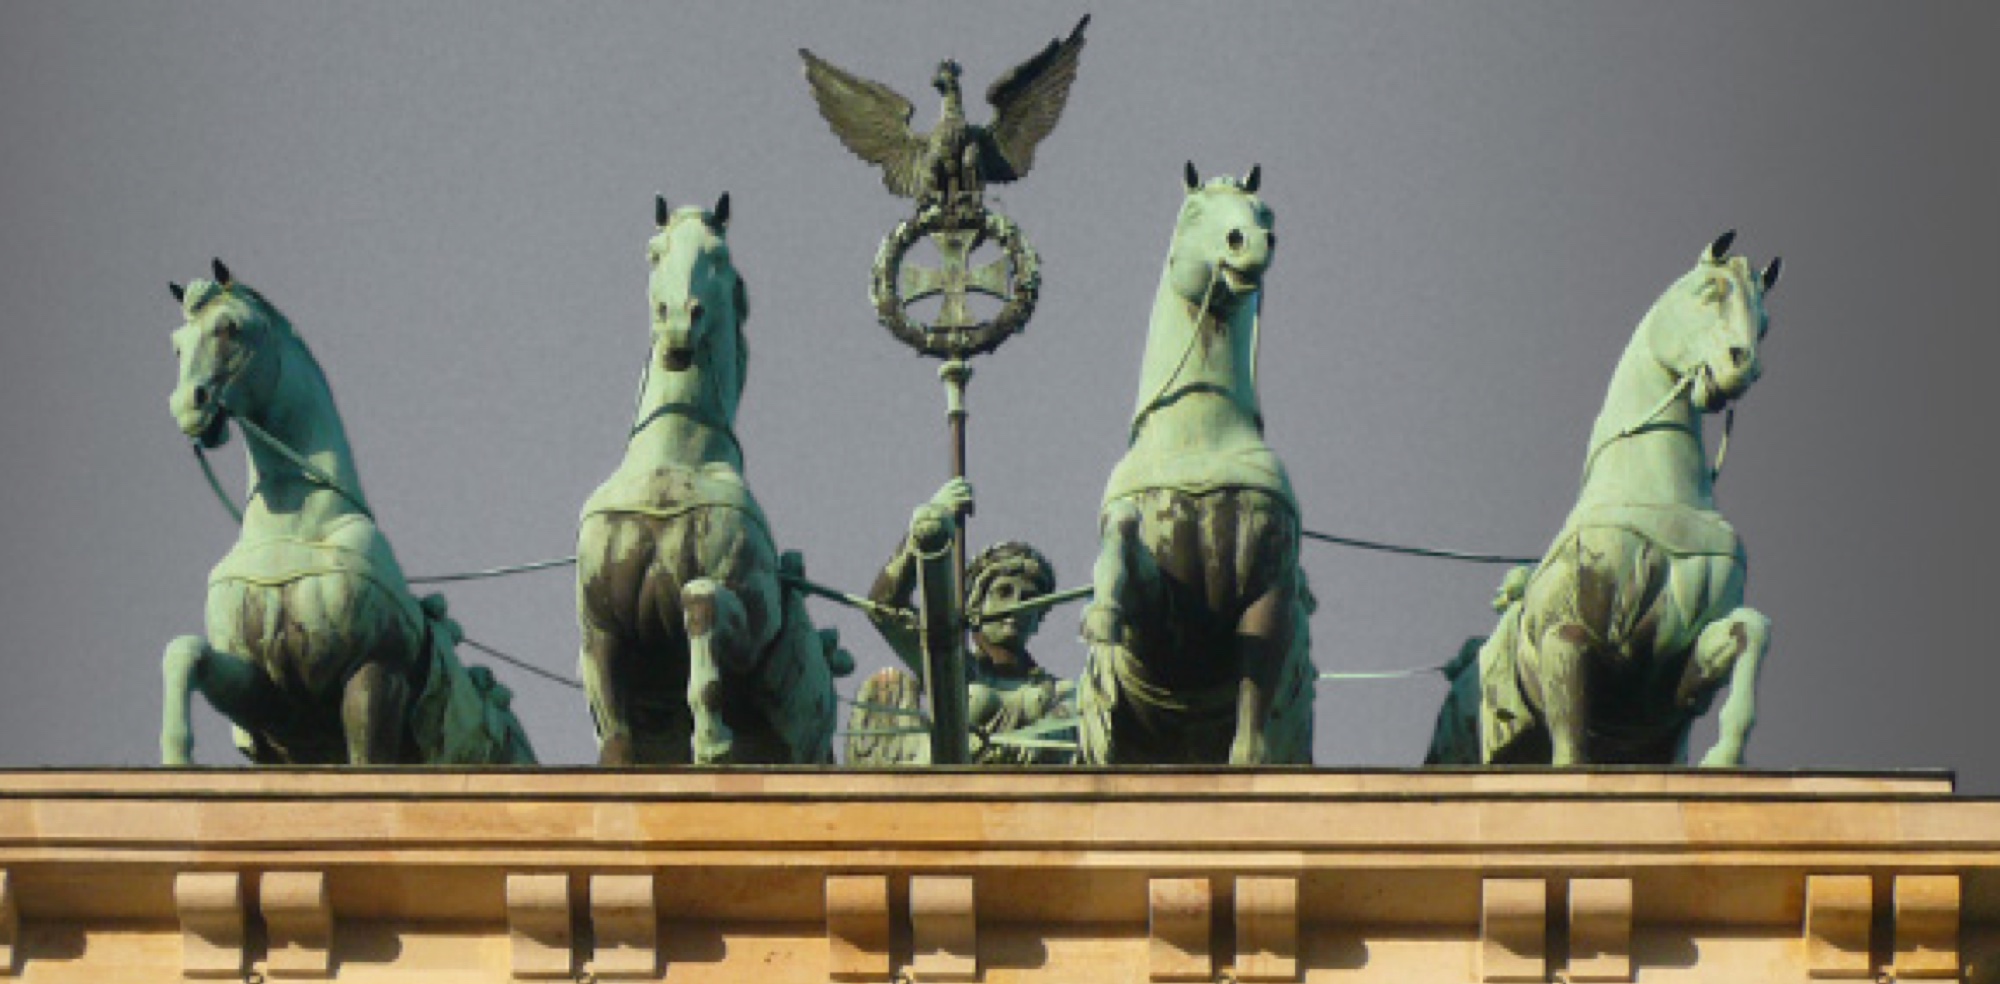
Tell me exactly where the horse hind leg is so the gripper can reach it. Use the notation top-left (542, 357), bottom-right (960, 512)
top-left (683, 577), bottom-right (753, 765)
top-left (160, 634), bottom-right (284, 765)
top-left (1686, 608), bottom-right (1772, 767)
top-left (1536, 623), bottom-right (1595, 765)
top-left (341, 660), bottom-right (410, 764)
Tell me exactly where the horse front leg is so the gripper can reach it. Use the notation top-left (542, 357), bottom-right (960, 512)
top-left (160, 634), bottom-right (283, 765)
top-left (1537, 623), bottom-right (1594, 765)
top-left (1081, 498), bottom-right (1149, 651)
top-left (1078, 499), bottom-right (1154, 765)
top-left (1687, 608), bottom-right (1771, 767)
top-left (684, 577), bottom-right (753, 765)
top-left (341, 660), bottom-right (409, 764)
top-left (1229, 575), bottom-right (1297, 765)
top-left (579, 620), bottom-right (640, 766)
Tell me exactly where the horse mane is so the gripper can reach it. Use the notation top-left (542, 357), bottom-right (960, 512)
top-left (186, 278), bottom-right (330, 385)
top-left (731, 276), bottom-right (750, 400)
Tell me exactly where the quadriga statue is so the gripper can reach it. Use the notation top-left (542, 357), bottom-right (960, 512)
top-left (1078, 164), bottom-right (1317, 765)
top-left (1470, 232), bottom-right (1782, 766)
top-left (576, 194), bottom-right (853, 766)
top-left (159, 262), bottom-right (536, 765)
top-left (845, 479), bottom-right (1078, 767)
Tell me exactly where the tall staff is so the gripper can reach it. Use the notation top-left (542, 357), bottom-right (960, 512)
top-left (800, 17), bottom-right (1089, 764)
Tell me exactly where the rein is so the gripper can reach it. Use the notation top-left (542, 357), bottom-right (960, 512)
top-left (1129, 261), bottom-right (1227, 442)
top-left (626, 324), bottom-right (746, 461)
top-left (1579, 368), bottom-right (1739, 487)
top-left (185, 333), bottom-right (374, 524)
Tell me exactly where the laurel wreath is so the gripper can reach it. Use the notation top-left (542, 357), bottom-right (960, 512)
top-left (870, 204), bottom-right (1040, 359)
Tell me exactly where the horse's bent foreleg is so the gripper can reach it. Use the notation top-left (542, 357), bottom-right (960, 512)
top-left (160, 636), bottom-right (205, 765)
top-left (684, 578), bottom-right (751, 765)
top-left (341, 660), bottom-right (409, 764)
top-left (1537, 623), bottom-right (1593, 765)
top-left (1691, 608), bottom-right (1771, 767)
top-left (1229, 574), bottom-right (1298, 765)
top-left (1082, 499), bottom-right (1150, 649)
top-left (161, 635), bottom-right (283, 765)
top-left (1079, 499), bottom-right (1153, 765)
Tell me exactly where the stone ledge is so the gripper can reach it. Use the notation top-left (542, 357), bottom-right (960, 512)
top-left (0, 770), bottom-right (1991, 982)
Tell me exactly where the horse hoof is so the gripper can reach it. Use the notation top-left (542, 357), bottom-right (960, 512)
top-left (597, 734), bottom-right (635, 767)
top-left (693, 722), bottom-right (737, 765)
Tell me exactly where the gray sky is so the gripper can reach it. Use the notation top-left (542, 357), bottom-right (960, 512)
top-left (1, 3), bottom-right (1995, 787)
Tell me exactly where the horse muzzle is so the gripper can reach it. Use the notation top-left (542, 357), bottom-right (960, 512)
top-left (658, 327), bottom-right (696, 372)
top-left (171, 387), bottom-right (231, 448)
top-left (1217, 262), bottom-right (1264, 297)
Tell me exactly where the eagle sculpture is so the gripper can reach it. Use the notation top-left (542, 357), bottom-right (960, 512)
top-left (800, 15), bottom-right (1090, 207)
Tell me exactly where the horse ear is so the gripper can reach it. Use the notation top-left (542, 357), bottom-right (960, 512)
top-left (655, 194), bottom-right (669, 228)
top-left (169, 281), bottom-right (185, 304)
top-left (1704, 229), bottom-right (1736, 263)
top-left (713, 192), bottom-right (730, 230)
top-left (1183, 161), bottom-right (1200, 192)
top-left (1242, 165), bottom-right (1261, 194)
top-left (1761, 256), bottom-right (1782, 292)
top-left (211, 258), bottom-right (232, 286)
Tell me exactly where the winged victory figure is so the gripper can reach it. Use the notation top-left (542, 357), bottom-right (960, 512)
top-left (800, 15), bottom-right (1090, 208)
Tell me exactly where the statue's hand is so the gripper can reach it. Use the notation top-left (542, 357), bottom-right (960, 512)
top-left (929, 477), bottom-right (974, 516)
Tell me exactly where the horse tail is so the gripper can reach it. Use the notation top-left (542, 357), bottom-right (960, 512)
top-left (408, 593), bottom-right (540, 765)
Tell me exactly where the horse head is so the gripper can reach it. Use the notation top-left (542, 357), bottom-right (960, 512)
top-left (1645, 231), bottom-right (1782, 413)
top-left (1168, 162), bottom-right (1275, 312)
top-left (168, 259), bottom-right (286, 448)
top-left (647, 193), bottom-right (749, 411)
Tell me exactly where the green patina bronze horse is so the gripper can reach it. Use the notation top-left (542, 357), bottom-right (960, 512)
top-left (160, 262), bottom-right (535, 765)
top-left (1470, 232), bottom-right (1782, 766)
top-left (1078, 164), bottom-right (1316, 765)
top-left (577, 194), bottom-right (852, 766)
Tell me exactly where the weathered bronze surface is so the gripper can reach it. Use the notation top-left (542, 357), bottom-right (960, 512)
top-left (845, 480), bottom-right (1078, 767)
top-left (576, 195), bottom-right (853, 766)
top-left (799, 16), bottom-right (1088, 211)
top-left (1463, 233), bottom-right (1782, 766)
top-left (1078, 165), bottom-right (1317, 765)
top-left (159, 264), bottom-right (536, 765)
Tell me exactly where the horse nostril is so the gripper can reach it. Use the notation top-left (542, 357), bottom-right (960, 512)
top-left (1266, 231), bottom-right (1276, 251)
top-left (192, 386), bottom-right (210, 408)
top-left (688, 300), bottom-right (704, 322)
top-left (1730, 346), bottom-right (1751, 368)
top-left (655, 302), bottom-right (670, 322)
top-left (1227, 229), bottom-right (1245, 252)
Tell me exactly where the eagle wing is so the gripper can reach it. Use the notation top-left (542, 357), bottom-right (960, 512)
top-left (981, 14), bottom-right (1090, 183)
top-left (800, 48), bottom-right (928, 198)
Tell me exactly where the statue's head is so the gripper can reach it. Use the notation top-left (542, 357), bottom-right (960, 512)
top-left (966, 540), bottom-right (1056, 656)
top-left (167, 259), bottom-right (285, 448)
top-left (1647, 230), bottom-right (1781, 412)
top-left (1168, 161), bottom-right (1275, 312)
top-left (933, 60), bottom-right (963, 97)
top-left (647, 192), bottom-right (749, 398)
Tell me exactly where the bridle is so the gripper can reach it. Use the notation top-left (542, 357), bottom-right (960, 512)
top-left (1579, 358), bottom-right (1739, 490)
top-left (624, 310), bottom-right (746, 462)
top-left (186, 317), bottom-right (375, 524)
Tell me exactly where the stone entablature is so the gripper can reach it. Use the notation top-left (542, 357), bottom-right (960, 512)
top-left (0, 769), bottom-right (1994, 981)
